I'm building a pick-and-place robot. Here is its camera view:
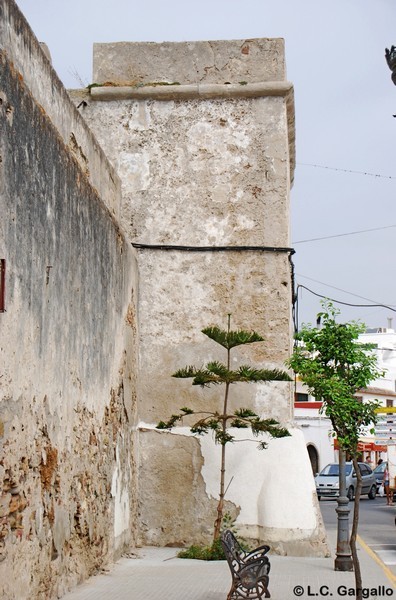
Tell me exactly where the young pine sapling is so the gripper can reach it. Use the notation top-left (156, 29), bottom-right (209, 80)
top-left (157, 316), bottom-right (292, 541)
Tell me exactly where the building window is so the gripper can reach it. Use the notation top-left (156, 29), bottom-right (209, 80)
top-left (295, 393), bottom-right (309, 402)
top-left (386, 399), bottom-right (394, 408)
top-left (0, 259), bottom-right (5, 313)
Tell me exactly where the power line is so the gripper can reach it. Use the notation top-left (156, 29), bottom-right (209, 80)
top-left (297, 284), bottom-right (396, 313)
top-left (296, 274), bottom-right (396, 307)
top-left (293, 224), bottom-right (396, 244)
top-left (297, 162), bottom-right (396, 180)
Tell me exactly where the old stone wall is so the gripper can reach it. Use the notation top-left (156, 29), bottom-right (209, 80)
top-left (0, 0), bottom-right (121, 219)
top-left (0, 1), bottom-right (139, 598)
top-left (77, 40), bottom-right (327, 555)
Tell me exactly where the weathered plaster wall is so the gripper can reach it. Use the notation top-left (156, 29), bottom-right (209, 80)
top-left (0, 0), bottom-right (121, 219)
top-left (77, 39), bottom-right (327, 556)
top-left (0, 1), bottom-right (139, 598)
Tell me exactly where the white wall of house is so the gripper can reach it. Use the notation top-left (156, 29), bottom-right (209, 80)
top-left (360, 327), bottom-right (396, 392)
top-left (294, 380), bottom-right (335, 472)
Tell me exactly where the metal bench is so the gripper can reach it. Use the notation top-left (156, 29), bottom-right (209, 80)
top-left (220, 529), bottom-right (271, 599)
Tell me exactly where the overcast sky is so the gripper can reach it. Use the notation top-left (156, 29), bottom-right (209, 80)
top-left (16, 0), bottom-right (396, 330)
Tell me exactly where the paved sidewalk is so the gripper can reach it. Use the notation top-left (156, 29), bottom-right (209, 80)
top-left (62, 529), bottom-right (396, 600)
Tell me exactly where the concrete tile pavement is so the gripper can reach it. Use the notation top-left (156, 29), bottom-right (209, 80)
top-left (61, 548), bottom-right (229, 600)
top-left (61, 529), bottom-right (396, 600)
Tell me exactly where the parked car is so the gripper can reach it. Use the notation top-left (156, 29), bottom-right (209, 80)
top-left (315, 462), bottom-right (377, 501)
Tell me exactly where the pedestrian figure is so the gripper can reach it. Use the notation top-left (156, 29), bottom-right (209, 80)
top-left (384, 464), bottom-right (394, 506)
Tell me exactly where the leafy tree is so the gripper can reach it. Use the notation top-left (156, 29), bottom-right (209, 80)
top-left (287, 301), bottom-right (383, 599)
top-left (157, 316), bottom-right (291, 541)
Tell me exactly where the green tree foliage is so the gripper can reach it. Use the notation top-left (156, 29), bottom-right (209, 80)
top-left (157, 316), bottom-right (291, 541)
top-left (287, 301), bottom-right (383, 598)
top-left (287, 301), bottom-right (382, 453)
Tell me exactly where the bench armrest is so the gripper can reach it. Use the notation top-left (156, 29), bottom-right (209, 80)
top-left (237, 556), bottom-right (271, 587)
top-left (244, 544), bottom-right (270, 561)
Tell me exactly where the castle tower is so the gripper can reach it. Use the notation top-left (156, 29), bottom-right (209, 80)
top-left (76, 39), bottom-right (327, 555)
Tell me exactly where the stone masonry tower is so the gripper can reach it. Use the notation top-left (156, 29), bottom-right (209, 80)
top-left (76, 39), bottom-right (327, 555)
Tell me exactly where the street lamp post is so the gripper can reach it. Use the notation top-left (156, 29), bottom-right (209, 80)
top-left (385, 45), bottom-right (396, 86)
top-left (334, 448), bottom-right (353, 571)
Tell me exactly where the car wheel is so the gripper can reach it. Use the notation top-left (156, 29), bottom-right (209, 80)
top-left (368, 485), bottom-right (376, 500)
top-left (347, 486), bottom-right (354, 501)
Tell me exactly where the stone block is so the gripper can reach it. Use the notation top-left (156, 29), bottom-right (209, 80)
top-left (93, 39), bottom-right (286, 85)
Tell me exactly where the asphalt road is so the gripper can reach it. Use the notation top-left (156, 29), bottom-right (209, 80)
top-left (320, 495), bottom-right (396, 573)
top-left (320, 495), bottom-right (396, 545)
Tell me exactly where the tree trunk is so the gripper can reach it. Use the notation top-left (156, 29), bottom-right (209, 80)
top-left (213, 338), bottom-right (230, 542)
top-left (214, 335), bottom-right (231, 542)
top-left (350, 457), bottom-right (363, 600)
top-left (213, 440), bottom-right (226, 541)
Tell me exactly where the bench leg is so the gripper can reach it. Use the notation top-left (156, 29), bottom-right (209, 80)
top-left (227, 584), bottom-right (270, 599)
top-left (227, 577), bottom-right (270, 599)
top-left (263, 578), bottom-right (271, 598)
top-left (253, 579), bottom-right (271, 599)
top-left (257, 582), bottom-right (270, 599)
top-left (227, 581), bottom-right (238, 600)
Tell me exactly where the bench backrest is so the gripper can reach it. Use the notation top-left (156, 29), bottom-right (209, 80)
top-left (221, 530), bottom-right (245, 573)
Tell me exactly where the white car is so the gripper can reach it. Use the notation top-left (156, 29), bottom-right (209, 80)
top-left (315, 462), bottom-right (377, 501)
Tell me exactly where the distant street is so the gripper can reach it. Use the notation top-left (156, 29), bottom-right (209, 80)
top-left (320, 495), bottom-right (396, 575)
